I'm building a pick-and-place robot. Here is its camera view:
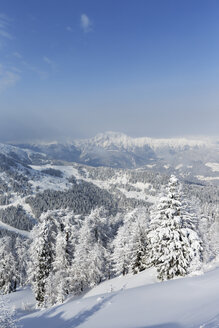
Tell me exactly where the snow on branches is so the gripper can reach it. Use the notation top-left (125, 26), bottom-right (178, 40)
top-left (147, 175), bottom-right (202, 280)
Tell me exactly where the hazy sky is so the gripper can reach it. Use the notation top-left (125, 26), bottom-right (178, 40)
top-left (0, 0), bottom-right (219, 142)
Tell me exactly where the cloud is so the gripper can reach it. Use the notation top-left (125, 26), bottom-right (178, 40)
top-left (22, 60), bottom-right (48, 79)
top-left (43, 56), bottom-right (53, 65)
top-left (0, 64), bottom-right (20, 91)
top-left (0, 13), bottom-right (13, 40)
top-left (13, 52), bottom-right (22, 59)
top-left (43, 56), bottom-right (56, 72)
top-left (80, 14), bottom-right (92, 33)
top-left (66, 26), bottom-right (73, 32)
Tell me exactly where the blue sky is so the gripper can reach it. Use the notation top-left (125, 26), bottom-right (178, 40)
top-left (0, 0), bottom-right (218, 142)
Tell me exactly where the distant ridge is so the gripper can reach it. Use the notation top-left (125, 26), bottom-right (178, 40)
top-left (75, 131), bottom-right (214, 150)
top-left (7, 132), bottom-right (219, 185)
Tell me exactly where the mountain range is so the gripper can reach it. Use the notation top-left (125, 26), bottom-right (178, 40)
top-left (10, 131), bottom-right (219, 185)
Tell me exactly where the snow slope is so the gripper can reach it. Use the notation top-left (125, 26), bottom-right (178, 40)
top-left (4, 267), bottom-right (219, 328)
top-left (0, 221), bottom-right (30, 238)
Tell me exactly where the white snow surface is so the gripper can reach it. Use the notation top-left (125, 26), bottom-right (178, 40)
top-left (205, 162), bottom-right (219, 172)
top-left (0, 220), bottom-right (30, 238)
top-left (0, 143), bottom-right (46, 162)
top-left (3, 266), bottom-right (219, 328)
top-left (0, 144), bottom-right (31, 160)
top-left (196, 175), bottom-right (219, 181)
top-left (175, 164), bottom-right (183, 170)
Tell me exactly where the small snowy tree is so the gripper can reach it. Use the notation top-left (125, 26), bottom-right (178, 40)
top-left (113, 207), bottom-right (148, 276)
top-left (131, 218), bottom-right (148, 274)
top-left (147, 175), bottom-right (202, 280)
top-left (72, 208), bottom-right (111, 293)
top-left (113, 222), bottom-right (132, 276)
top-left (209, 217), bottom-right (219, 259)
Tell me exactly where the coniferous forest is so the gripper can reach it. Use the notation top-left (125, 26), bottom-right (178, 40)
top-left (1, 167), bottom-right (217, 310)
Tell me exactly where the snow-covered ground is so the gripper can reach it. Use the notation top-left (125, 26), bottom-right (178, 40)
top-left (3, 266), bottom-right (219, 328)
top-left (205, 162), bottom-right (219, 172)
top-left (196, 175), bottom-right (219, 181)
top-left (30, 164), bottom-right (158, 203)
top-left (0, 221), bottom-right (30, 238)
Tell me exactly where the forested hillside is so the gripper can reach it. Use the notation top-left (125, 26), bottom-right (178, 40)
top-left (0, 142), bottom-right (218, 328)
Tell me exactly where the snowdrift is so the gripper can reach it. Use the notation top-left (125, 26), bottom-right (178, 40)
top-left (3, 267), bottom-right (219, 328)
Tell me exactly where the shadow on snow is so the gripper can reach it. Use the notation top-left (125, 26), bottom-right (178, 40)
top-left (19, 294), bottom-right (115, 328)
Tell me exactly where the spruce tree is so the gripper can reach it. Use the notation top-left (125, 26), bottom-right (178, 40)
top-left (29, 213), bottom-right (57, 307)
top-left (15, 237), bottom-right (29, 288)
top-left (131, 219), bottom-right (148, 274)
top-left (46, 215), bottom-right (77, 306)
top-left (113, 222), bottom-right (132, 276)
top-left (113, 207), bottom-right (148, 276)
top-left (72, 208), bottom-right (111, 293)
top-left (147, 175), bottom-right (202, 280)
top-left (29, 209), bottom-right (80, 307)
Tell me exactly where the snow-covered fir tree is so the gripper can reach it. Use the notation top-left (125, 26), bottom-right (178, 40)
top-left (53, 225), bottom-right (71, 303)
top-left (28, 212), bottom-right (58, 308)
top-left (45, 212), bottom-right (78, 306)
top-left (131, 216), bottom-right (148, 274)
top-left (72, 207), bottom-right (112, 293)
top-left (113, 220), bottom-right (132, 276)
top-left (199, 203), bottom-right (219, 262)
top-left (113, 207), bottom-right (148, 276)
top-left (42, 225), bottom-right (69, 307)
top-left (0, 236), bottom-right (18, 294)
top-left (147, 175), bottom-right (202, 280)
top-left (208, 208), bottom-right (219, 260)
top-left (15, 237), bottom-right (29, 288)
top-left (29, 209), bottom-right (81, 307)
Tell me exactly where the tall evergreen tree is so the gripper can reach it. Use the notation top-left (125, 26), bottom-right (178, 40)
top-left (45, 214), bottom-right (77, 306)
top-left (72, 208), bottom-right (111, 293)
top-left (147, 175), bottom-right (202, 280)
top-left (0, 237), bottom-right (18, 294)
top-left (113, 207), bottom-right (148, 276)
top-left (15, 237), bottom-right (29, 288)
top-left (131, 218), bottom-right (148, 274)
top-left (28, 213), bottom-right (57, 307)
top-left (29, 209), bottom-right (80, 307)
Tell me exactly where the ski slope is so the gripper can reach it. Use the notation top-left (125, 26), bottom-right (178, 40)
top-left (3, 267), bottom-right (219, 328)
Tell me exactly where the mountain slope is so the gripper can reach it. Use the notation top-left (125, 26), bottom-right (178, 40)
top-left (4, 266), bottom-right (219, 328)
top-left (0, 142), bottom-right (218, 263)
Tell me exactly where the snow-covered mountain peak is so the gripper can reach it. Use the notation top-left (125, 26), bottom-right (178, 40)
top-left (76, 131), bottom-right (213, 151)
top-left (85, 131), bottom-right (134, 150)
top-left (7, 133), bottom-right (218, 173)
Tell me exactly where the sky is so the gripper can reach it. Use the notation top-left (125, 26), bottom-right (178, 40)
top-left (0, 0), bottom-right (219, 142)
